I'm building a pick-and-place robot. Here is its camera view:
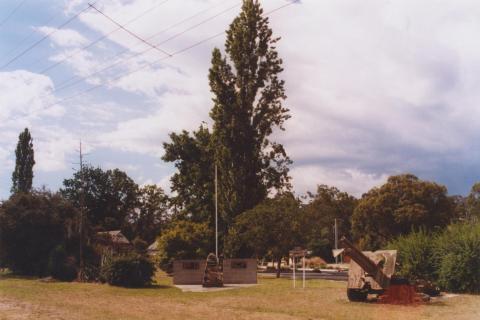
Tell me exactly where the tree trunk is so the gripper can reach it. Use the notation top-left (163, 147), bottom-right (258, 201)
top-left (276, 257), bottom-right (281, 278)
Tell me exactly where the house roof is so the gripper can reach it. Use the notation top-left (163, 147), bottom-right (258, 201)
top-left (147, 240), bottom-right (159, 251)
top-left (96, 230), bottom-right (131, 245)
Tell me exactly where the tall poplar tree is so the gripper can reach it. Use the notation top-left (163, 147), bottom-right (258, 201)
top-left (162, 0), bottom-right (291, 249)
top-left (209, 0), bottom-right (291, 227)
top-left (11, 128), bottom-right (35, 194)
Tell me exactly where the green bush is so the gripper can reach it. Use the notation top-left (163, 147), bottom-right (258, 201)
top-left (156, 221), bottom-right (213, 272)
top-left (0, 192), bottom-right (77, 276)
top-left (100, 254), bottom-right (155, 287)
top-left (435, 223), bottom-right (480, 293)
top-left (47, 245), bottom-right (77, 281)
top-left (388, 223), bottom-right (480, 293)
top-left (387, 229), bottom-right (438, 282)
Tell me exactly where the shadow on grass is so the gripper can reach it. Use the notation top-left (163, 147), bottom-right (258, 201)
top-left (1, 273), bottom-right (173, 290)
top-left (121, 284), bottom-right (173, 290)
top-left (0, 272), bottom-right (38, 281)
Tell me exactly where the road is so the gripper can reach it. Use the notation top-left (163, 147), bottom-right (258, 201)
top-left (259, 270), bottom-right (348, 281)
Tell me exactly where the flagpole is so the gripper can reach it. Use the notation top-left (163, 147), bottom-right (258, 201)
top-left (215, 164), bottom-right (218, 258)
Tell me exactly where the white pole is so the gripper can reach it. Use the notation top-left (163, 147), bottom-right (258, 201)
top-left (215, 164), bottom-right (218, 258)
top-left (293, 257), bottom-right (296, 288)
top-left (334, 218), bottom-right (338, 265)
top-left (302, 255), bottom-right (305, 289)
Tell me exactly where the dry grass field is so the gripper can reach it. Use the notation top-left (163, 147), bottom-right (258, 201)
top-left (1, 272), bottom-right (479, 320)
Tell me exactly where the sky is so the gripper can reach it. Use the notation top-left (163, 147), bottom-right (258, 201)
top-left (1, 0), bottom-right (480, 200)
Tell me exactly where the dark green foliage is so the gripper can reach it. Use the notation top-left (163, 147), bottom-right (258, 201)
top-left (156, 221), bottom-right (213, 271)
top-left (61, 166), bottom-right (139, 233)
top-left (386, 223), bottom-right (480, 293)
top-left (48, 245), bottom-right (77, 281)
top-left (226, 193), bottom-right (302, 277)
top-left (466, 183), bottom-right (480, 222)
top-left (387, 229), bottom-right (437, 282)
top-left (435, 223), bottom-right (480, 293)
top-left (100, 254), bottom-right (155, 287)
top-left (352, 174), bottom-right (454, 249)
top-left (303, 185), bottom-right (357, 260)
top-left (162, 126), bottom-right (215, 226)
top-left (133, 237), bottom-right (148, 255)
top-left (450, 195), bottom-right (468, 222)
top-left (162, 1), bottom-right (291, 251)
top-left (0, 192), bottom-right (76, 276)
top-left (11, 128), bottom-right (35, 194)
top-left (124, 185), bottom-right (169, 244)
top-left (210, 0), bottom-right (291, 228)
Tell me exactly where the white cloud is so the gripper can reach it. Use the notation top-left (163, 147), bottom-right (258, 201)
top-left (33, 126), bottom-right (79, 172)
top-left (97, 89), bottom-right (208, 156)
top-left (291, 165), bottom-right (389, 198)
top-left (0, 71), bottom-right (78, 175)
top-left (0, 70), bottom-right (60, 124)
top-left (49, 49), bottom-right (100, 79)
top-left (36, 26), bottom-right (89, 48)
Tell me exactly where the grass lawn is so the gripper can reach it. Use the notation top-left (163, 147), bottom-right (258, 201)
top-left (1, 272), bottom-right (479, 320)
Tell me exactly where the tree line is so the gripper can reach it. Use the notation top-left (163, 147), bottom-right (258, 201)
top-left (2, 126), bottom-right (473, 279)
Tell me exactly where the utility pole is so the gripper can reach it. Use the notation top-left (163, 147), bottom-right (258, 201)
top-left (215, 164), bottom-right (218, 258)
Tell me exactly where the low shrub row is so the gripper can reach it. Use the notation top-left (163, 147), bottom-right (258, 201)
top-left (100, 254), bottom-right (155, 288)
top-left (388, 223), bottom-right (480, 293)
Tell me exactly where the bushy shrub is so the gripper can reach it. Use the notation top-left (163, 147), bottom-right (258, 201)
top-left (47, 245), bottom-right (77, 281)
top-left (0, 192), bottom-right (77, 276)
top-left (156, 221), bottom-right (213, 272)
top-left (100, 254), bottom-right (155, 287)
top-left (435, 223), bottom-right (480, 293)
top-left (387, 229), bottom-right (437, 282)
top-left (388, 223), bottom-right (480, 293)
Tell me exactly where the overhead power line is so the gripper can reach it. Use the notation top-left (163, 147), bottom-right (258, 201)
top-left (0, 0), bottom-right (28, 29)
top-left (0, 11), bottom-right (57, 65)
top-left (87, 3), bottom-right (172, 57)
top-left (41, 0), bottom-right (299, 109)
top-left (39, 0), bottom-right (172, 75)
top-left (52, 2), bottom-right (241, 94)
top-left (0, 2), bottom-right (98, 70)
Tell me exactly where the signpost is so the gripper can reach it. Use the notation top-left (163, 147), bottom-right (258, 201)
top-left (289, 247), bottom-right (307, 289)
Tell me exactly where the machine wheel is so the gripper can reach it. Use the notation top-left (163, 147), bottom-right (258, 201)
top-left (347, 288), bottom-right (368, 302)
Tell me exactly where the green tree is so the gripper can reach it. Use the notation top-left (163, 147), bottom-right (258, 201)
top-left (466, 183), bottom-right (480, 222)
top-left (61, 166), bottom-right (139, 233)
top-left (162, 0), bottom-right (292, 253)
top-left (226, 193), bottom-right (303, 278)
top-left (162, 125), bottom-right (215, 226)
top-left (0, 191), bottom-right (77, 276)
top-left (124, 184), bottom-right (169, 244)
top-left (210, 0), bottom-right (291, 230)
top-left (450, 195), bottom-right (467, 222)
top-left (11, 128), bottom-right (35, 194)
top-left (156, 220), bottom-right (213, 271)
top-left (303, 185), bottom-right (357, 260)
top-left (352, 174), bottom-right (454, 249)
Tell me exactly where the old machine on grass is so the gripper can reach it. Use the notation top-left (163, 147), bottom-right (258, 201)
top-left (337, 237), bottom-right (431, 304)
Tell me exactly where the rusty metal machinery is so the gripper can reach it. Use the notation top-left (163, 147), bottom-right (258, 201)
top-left (338, 237), bottom-right (429, 303)
top-left (339, 237), bottom-right (397, 301)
